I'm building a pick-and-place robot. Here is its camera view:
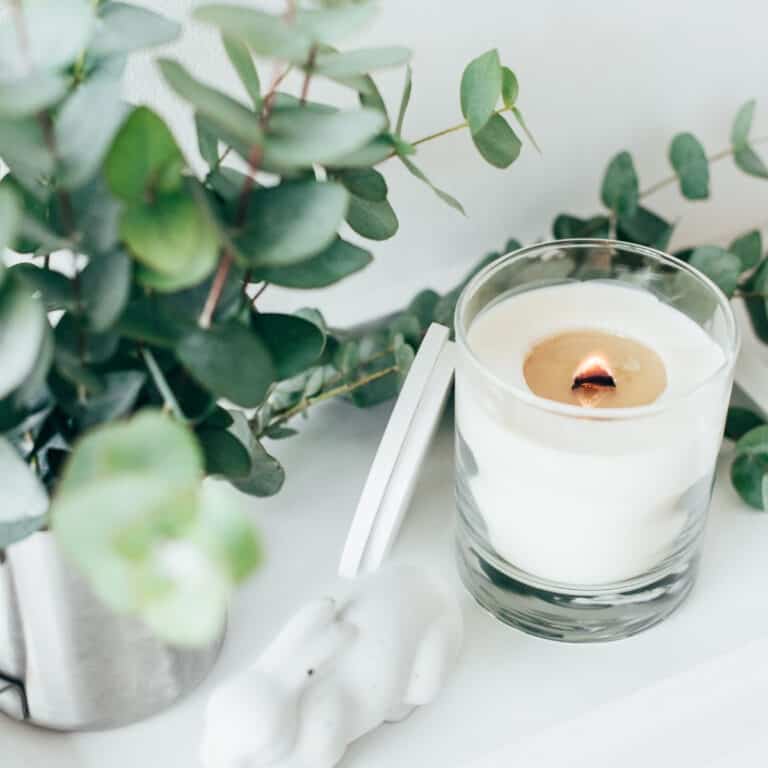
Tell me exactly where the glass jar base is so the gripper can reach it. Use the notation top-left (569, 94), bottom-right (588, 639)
top-left (457, 536), bottom-right (697, 643)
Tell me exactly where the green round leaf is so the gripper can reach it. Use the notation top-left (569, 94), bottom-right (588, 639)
top-left (255, 237), bottom-right (372, 289)
top-left (346, 196), bottom-right (398, 241)
top-left (197, 428), bottom-right (252, 479)
top-left (731, 425), bottom-right (768, 509)
top-left (729, 230), bottom-right (763, 272)
top-left (460, 49), bottom-right (502, 134)
top-left (56, 409), bottom-right (203, 496)
top-left (336, 168), bottom-right (387, 202)
top-left (120, 191), bottom-right (219, 288)
top-left (689, 246), bottom-right (741, 297)
top-left (601, 151), bottom-right (639, 217)
top-left (106, 107), bottom-right (185, 203)
top-left (669, 132), bottom-right (709, 200)
top-left (251, 312), bottom-right (326, 380)
top-left (0, 276), bottom-right (47, 400)
top-left (0, 185), bottom-right (21, 253)
top-left (236, 181), bottom-right (349, 267)
top-left (471, 113), bottom-right (522, 169)
top-left (178, 323), bottom-right (275, 407)
top-left (295, 3), bottom-right (378, 45)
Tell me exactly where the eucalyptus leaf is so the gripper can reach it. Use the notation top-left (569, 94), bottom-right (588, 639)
top-left (197, 428), bottom-right (251, 479)
top-left (251, 313), bottom-right (326, 380)
top-left (81, 250), bottom-right (132, 331)
top-left (105, 107), bottom-right (185, 203)
top-left (236, 181), bottom-right (349, 268)
top-left (0, 185), bottom-right (21, 252)
top-left (116, 296), bottom-right (187, 349)
top-left (120, 191), bottom-right (219, 290)
top-left (393, 337), bottom-right (415, 385)
top-left (734, 145), bottom-right (768, 179)
top-left (264, 107), bottom-right (385, 168)
top-left (460, 49), bottom-right (502, 134)
top-left (501, 67), bottom-right (519, 109)
top-left (178, 323), bottom-right (275, 407)
top-left (359, 75), bottom-right (390, 130)
top-left (346, 195), bottom-right (399, 240)
top-left (725, 406), bottom-right (766, 442)
top-left (255, 237), bottom-right (372, 288)
top-left (336, 168), bottom-right (387, 202)
top-left (0, 0), bottom-right (94, 72)
top-left (0, 72), bottom-right (68, 118)
top-left (55, 314), bottom-right (119, 366)
top-left (553, 214), bottom-right (610, 239)
top-left (731, 100), bottom-right (756, 149)
top-left (228, 411), bottom-right (285, 497)
top-left (295, 3), bottom-right (378, 45)
top-left (194, 5), bottom-right (312, 60)
top-left (669, 132), bottom-right (709, 200)
top-left (314, 47), bottom-right (411, 78)
top-left (511, 107), bottom-right (540, 153)
top-left (400, 156), bottom-right (465, 214)
top-left (616, 206), bottom-right (674, 250)
top-left (55, 70), bottom-right (129, 190)
top-left (196, 114), bottom-right (220, 168)
top-left (689, 245), bottom-right (741, 297)
top-left (471, 113), bottom-right (522, 168)
top-left (326, 136), bottom-right (394, 168)
top-left (222, 34), bottom-right (261, 109)
top-left (90, 2), bottom-right (181, 57)
top-left (0, 438), bottom-right (47, 549)
top-left (0, 275), bottom-right (47, 400)
top-left (9, 264), bottom-right (75, 310)
top-left (0, 119), bottom-right (55, 192)
top-left (731, 425), bottom-right (768, 509)
top-left (71, 370), bottom-right (147, 429)
top-left (395, 65), bottom-right (412, 136)
top-left (729, 230), bottom-right (762, 272)
top-left (601, 151), bottom-right (639, 217)
top-left (158, 59), bottom-right (262, 150)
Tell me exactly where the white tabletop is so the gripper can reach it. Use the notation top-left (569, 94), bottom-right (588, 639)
top-left (3, 399), bottom-right (768, 768)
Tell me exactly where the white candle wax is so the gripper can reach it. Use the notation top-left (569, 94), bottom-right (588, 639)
top-left (457, 281), bottom-right (730, 585)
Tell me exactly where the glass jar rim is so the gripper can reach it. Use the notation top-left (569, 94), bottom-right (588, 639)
top-left (454, 238), bottom-right (740, 421)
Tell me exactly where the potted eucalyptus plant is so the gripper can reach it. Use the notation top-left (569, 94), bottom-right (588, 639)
top-left (0, 0), bottom-right (534, 729)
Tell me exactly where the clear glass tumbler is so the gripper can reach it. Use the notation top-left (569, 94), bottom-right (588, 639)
top-left (454, 239), bottom-right (739, 642)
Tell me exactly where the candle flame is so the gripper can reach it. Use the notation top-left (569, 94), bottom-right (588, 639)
top-left (572, 354), bottom-right (616, 394)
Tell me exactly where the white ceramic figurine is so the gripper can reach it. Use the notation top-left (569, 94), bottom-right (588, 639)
top-left (201, 564), bottom-right (463, 768)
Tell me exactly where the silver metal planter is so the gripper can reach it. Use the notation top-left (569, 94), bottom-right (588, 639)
top-left (0, 532), bottom-right (223, 731)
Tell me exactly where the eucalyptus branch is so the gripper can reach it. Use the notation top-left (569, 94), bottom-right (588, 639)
top-left (260, 365), bottom-right (400, 434)
top-left (387, 105), bottom-right (515, 158)
top-left (198, 58), bottom-right (296, 328)
top-left (140, 347), bottom-right (185, 420)
top-left (641, 136), bottom-right (768, 198)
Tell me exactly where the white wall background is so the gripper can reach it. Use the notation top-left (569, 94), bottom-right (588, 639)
top-left (126, 0), bottom-right (768, 327)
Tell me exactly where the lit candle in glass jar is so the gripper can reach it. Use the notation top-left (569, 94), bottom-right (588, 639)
top-left (454, 241), bottom-right (738, 642)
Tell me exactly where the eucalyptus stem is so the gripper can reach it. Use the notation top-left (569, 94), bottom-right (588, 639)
top-left (405, 106), bottom-right (514, 151)
top-left (140, 347), bottom-right (185, 420)
top-left (641, 136), bottom-right (768, 198)
top-left (260, 365), bottom-right (400, 433)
